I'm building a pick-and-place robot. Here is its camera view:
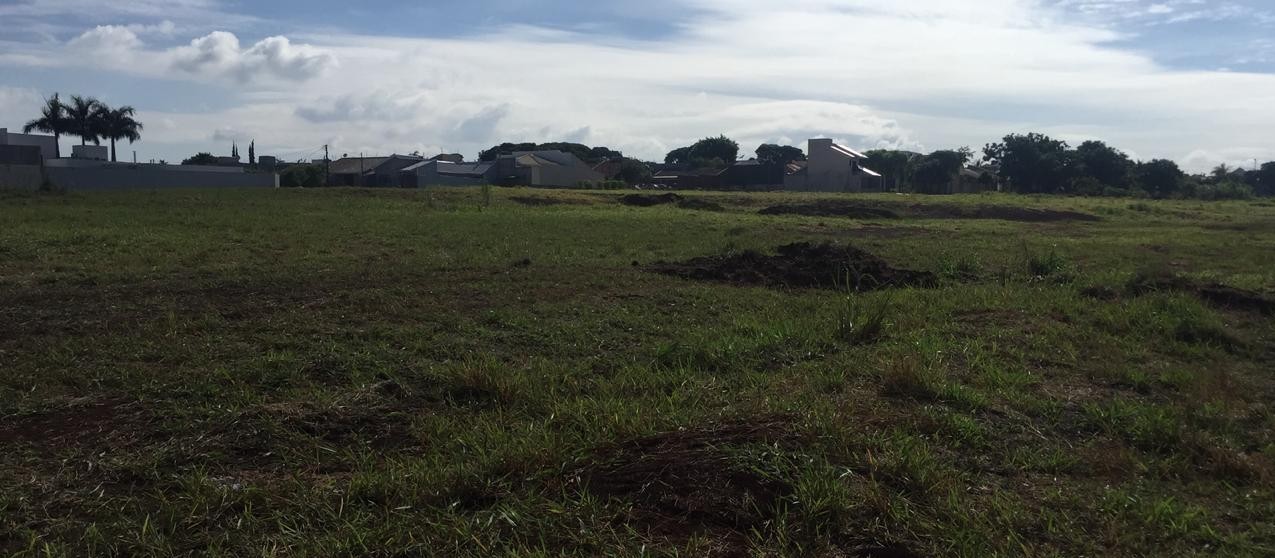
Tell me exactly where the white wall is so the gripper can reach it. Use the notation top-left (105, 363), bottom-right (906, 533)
top-left (0, 128), bottom-right (59, 160)
top-left (45, 162), bottom-right (277, 190)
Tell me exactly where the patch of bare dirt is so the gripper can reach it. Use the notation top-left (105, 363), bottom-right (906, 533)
top-left (574, 418), bottom-right (798, 541)
top-left (620, 193), bottom-right (683, 207)
top-left (510, 196), bottom-right (589, 206)
top-left (0, 396), bottom-right (149, 447)
top-left (760, 202), bottom-right (899, 219)
top-left (649, 242), bottom-right (937, 291)
top-left (1128, 273), bottom-right (1274, 315)
top-left (760, 200), bottom-right (1100, 223)
top-left (677, 198), bottom-right (726, 211)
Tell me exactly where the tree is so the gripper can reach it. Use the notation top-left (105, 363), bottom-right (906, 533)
top-left (248, 140), bottom-right (256, 166)
top-left (1257, 162), bottom-right (1275, 197)
top-left (1074, 140), bottom-right (1131, 188)
top-left (22, 93), bottom-right (68, 158)
top-left (755, 144), bottom-right (805, 166)
top-left (688, 136), bottom-right (739, 167)
top-left (983, 133), bottom-right (1073, 194)
top-left (281, 164), bottom-right (324, 188)
top-left (911, 150), bottom-right (969, 194)
top-left (864, 150), bottom-right (915, 191)
top-left (1136, 159), bottom-right (1185, 198)
top-left (182, 152), bottom-right (218, 166)
top-left (664, 146), bottom-right (692, 166)
top-left (95, 104), bottom-right (143, 163)
top-left (64, 95), bottom-right (103, 146)
top-left (613, 159), bottom-right (653, 185)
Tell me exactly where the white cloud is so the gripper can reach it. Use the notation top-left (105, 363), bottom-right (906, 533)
top-left (5, 0), bottom-right (1274, 171)
top-left (171, 32), bottom-right (337, 82)
top-left (0, 86), bottom-right (44, 129)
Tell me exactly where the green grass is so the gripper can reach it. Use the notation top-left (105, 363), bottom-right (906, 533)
top-left (1, 187), bottom-right (1273, 557)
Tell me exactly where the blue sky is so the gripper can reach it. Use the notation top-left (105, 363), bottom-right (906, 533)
top-left (1, 0), bottom-right (1273, 171)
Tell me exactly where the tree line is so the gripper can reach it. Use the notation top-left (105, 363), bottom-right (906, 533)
top-left (22, 93), bottom-right (144, 162)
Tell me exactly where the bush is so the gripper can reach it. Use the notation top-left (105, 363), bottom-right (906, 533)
top-left (1186, 181), bottom-right (1253, 201)
top-left (280, 164), bottom-right (324, 188)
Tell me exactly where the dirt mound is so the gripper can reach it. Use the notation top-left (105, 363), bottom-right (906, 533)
top-left (677, 198), bottom-right (725, 211)
top-left (953, 205), bottom-right (1100, 222)
top-left (1128, 273), bottom-right (1274, 315)
top-left (759, 201), bottom-right (1100, 223)
top-left (621, 193), bottom-right (683, 207)
top-left (760, 202), bottom-right (899, 219)
top-left (510, 196), bottom-right (587, 206)
top-left (650, 242), bottom-right (937, 291)
top-left (576, 418), bottom-right (797, 537)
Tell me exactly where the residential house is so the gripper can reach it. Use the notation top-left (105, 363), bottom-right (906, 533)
top-left (328, 154), bottom-right (424, 187)
top-left (492, 150), bottom-right (603, 187)
top-left (0, 128), bottom-right (58, 160)
top-left (402, 160), bottom-right (495, 188)
top-left (784, 139), bottom-right (883, 192)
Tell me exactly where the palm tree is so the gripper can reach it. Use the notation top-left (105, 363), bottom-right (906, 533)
top-left (64, 95), bottom-right (103, 146)
top-left (22, 93), bottom-right (68, 158)
top-left (96, 104), bottom-right (143, 163)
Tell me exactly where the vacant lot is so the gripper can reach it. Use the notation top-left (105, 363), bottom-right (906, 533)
top-left (2, 188), bottom-right (1273, 557)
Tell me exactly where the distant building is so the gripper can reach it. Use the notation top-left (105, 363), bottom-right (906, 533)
top-left (402, 160), bottom-right (494, 188)
top-left (784, 139), bottom-right (883, 192)
top-left (492, 150), bottom-right (604, 187)
top-left (72, 145), bottom-right (109, 161)
top-left (0, 128), bottom-right (58, 160)
top-left (327, 155), bottom-right (424, 187)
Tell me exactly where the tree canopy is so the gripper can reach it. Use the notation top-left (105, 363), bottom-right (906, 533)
top-left (478, 142), bottom-right (622, 165)
top-left (182, 152), bottom-right (219, 166)
top-left (665, 136), bottom-right (740, 170)
top-left (983, 133), bottom-right (1074, 194)
top-left (755, 144), bottom-right (805, 166)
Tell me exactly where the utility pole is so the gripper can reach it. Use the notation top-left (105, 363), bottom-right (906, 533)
top-left (132, 151), bottom-right (136, 164)
top-left (359, 152), bottom-right (364, 188)
top-left (324, 144), bottom-right (330, 187)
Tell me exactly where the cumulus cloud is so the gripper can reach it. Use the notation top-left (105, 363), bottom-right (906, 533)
top-left (67, 25), bottom-right (144, 54)
top-left (6, 1), bottom-right (1275, 170)
top-left (172, 32), bottom-right (337, 82)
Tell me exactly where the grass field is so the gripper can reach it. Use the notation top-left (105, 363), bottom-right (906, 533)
top-left (2, 187), bottom-right (1273, 557)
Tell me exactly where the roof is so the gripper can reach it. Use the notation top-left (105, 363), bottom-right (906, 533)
top-left (508, 150), bottom-right (584, 168)
top-left (436, 162), bottom-right (492, 177)
top-left (330, 157), bottom-right (392, 174)
top-left (830, 143), bottom-right (867, 159)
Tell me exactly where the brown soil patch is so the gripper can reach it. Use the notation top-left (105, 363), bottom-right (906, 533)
top-left (0, 396), bottom-right (149, 447)
top-left (650, 242), bottom-right (937, 291)
top-left (760, 200), bottom-right (1100, 223)
top-left (677, 198), bottom-right (726, 211)
top-left (760, 202), bottom-right (899, 219)
top-left (575, 418), bottom-right (798, 540)
top-left (621, 193), bottom-right (683, 207)
top-left (510, 196), bottom-right (589, 207)
top-left (1128, 273), bottom-right (1274, 315)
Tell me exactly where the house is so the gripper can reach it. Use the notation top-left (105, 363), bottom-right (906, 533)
top-left (492, 150), bottom-right (604, 187)
top-left (718, 159), bottom-right (785, 190)
top-left (651, 167), bottom-right (723, 190)
top-left (328, 154), bottom-right (424, 187)
top-left (402, 160), bottom-right (495, 188)
top-left (0, 128), bottom-right (58, 160)
top-left (784, 139), bottom-right (883, 192)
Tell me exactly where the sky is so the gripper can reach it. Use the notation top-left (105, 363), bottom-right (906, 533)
top-left (1, 0), bottom-right (1273, 172)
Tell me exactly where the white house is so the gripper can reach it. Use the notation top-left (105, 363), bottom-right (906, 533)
top-left (0, 128), bottom-right (58, 160)
top-left (784, 138), bottom-right (882, 192)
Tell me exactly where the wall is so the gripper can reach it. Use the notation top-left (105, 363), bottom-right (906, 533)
top-left (411, 165), bottom-right (487, 187)
top-left (530, 164), bottom-right (603, 188)
top-left (0, 128), bottom-right (59, 160)
top-left (45, 163), bottom-right (277, 190)
top-left (0, 164), bottom-right (45, 190)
